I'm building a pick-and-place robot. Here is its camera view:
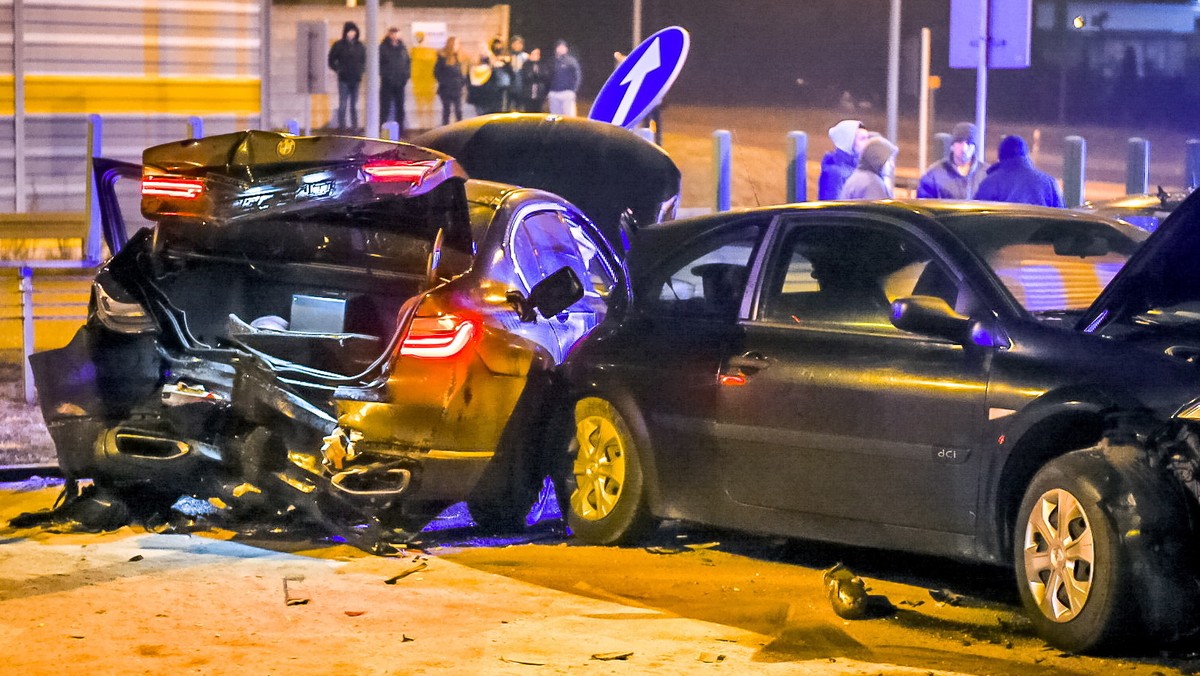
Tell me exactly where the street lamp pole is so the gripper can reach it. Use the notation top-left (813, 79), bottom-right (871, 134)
top-left (632, 0), bottom-right (643, 48)
top-left (886, 0), bottom-right (901, 143)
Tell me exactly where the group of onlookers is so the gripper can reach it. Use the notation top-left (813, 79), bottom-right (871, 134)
top-left (820, 118), bottom-right (1065, 208)
top-left (326, 22), bottom-right (582, 133)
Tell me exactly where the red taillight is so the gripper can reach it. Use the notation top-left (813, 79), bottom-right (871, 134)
top-left (362, 160), bottom-right (438, 184)
top-left (400, 315), bottom-right (477, 359)
top-left (142, 175), bottom-right (205, 199)
top-left (718, 373), bottom-right (747, 387)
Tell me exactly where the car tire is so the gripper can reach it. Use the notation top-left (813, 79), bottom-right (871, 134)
top-left (1014, 454), bottom-right (1131, 653)
top-left (565, 397), bottom-right (655, 545)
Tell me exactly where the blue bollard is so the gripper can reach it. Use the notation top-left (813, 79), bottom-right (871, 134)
top-left (1126, 138), bottom-right (1149, 195)
top-left (380, 121), bottom-right (400, 141)
top-left (286, 119), bottom-right (301, 135)
top-left (714, 130), bottom-right (732, 212)
top-left (636, 127), bottom-right (655, 144)
top-left (1063, 135), bottom-right (1087, 208)
top-left (1187, 139), bottom-right (1200, 189)
top-left (787, 131), bottom-right (808, 203)
top-left (186, 116), bottom-right (203, 139)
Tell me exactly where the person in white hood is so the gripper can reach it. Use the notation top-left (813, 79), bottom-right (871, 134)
top-left (818, 119), bottom-right (871, 200)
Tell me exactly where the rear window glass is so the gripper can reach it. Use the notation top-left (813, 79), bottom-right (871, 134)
top-left (154, 181), bottom-right (472, 274)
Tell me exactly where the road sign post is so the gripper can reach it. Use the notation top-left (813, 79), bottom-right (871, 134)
top-left (950, 0), bottom-right (1032, 159)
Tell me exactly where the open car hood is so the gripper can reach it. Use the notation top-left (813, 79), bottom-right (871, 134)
top-left (1080, 187), bottom-right (1200, 334)
top-left (414, 113), bottom-right (681, 252)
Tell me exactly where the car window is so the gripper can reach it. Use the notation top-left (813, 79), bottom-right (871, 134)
top-left (649, 226), bottom-right (761, 320)
top-left (510, 210), bottom-right (616, 298)
top-left (758, 221), bottom-right (969, 331)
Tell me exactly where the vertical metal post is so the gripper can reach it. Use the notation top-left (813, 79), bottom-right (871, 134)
top-left (886, 0), bottom-right (901, 143)
top-left (1063, 135), bottom-right (1087, 208)
top-left (13, 0), bottom-right (26, 212)
top-left (365, 0), bottom-right (380, 135)
top-left (84, 114), bottom-right (103, 263)
top-left (632, 0), bottom-right (643, 48)
top-left (1126, 137), bottom-right (1149, 196)
top-left (931, 132), bottom-right (952, 172)
top-left (380, 120), bottom-right (399, 140)
top-left (975, 0), bottom-right (989, 161)
top-left (917, 28), bottom-right (931, 174)
top-left (19, 266), bottom-right (34, 404)
top-left (260, 0), bottom-right (272, 129)
top-left (186, 116), bottom-right (204, 139)
top-left (636, 127), bottom-right (655, 144)
top-left (787, 131), bottom-right (808, 203)
top-left (286, 119), bottom-right (301, 135)
top-left (1186, 139), bottom-right (1200, 188)
top-left (714, 129), bottom-right (732, 212)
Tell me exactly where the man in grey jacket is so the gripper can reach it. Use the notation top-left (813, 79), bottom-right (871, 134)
top-left (917, 122), bottom-right (984, 199)
top-left (839, 137), bottom-right (898, 200)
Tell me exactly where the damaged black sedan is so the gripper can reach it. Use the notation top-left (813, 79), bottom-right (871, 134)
top-left (560, 196), bottom-right (1200, 653)
top-left (30, 125), bottom-right (676, 547)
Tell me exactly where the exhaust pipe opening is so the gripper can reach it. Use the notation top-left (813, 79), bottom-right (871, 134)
top-left (110, 432), bottom-right (190, 460)
top-left (330, 465), bottom-right (412, 496)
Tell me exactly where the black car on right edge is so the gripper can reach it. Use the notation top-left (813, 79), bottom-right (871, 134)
top-left (558, 195), bottom-right (1200, 653)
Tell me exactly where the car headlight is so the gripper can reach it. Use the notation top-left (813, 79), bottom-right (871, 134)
top-left (93, 279), bottom-right (156, 334)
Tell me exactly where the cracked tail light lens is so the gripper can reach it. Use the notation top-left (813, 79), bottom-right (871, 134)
top-left (362, 160), bottom-right (438, 184)
top-left (93, 280), bottom-right (156, 334)
top-left (399, 315), bottom-right (477, 359)
top-left (142, 176), bottom-right (205, 199)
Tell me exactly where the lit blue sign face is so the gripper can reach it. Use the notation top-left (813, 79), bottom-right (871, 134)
top-left (589, 26), bottom-right (689, 129)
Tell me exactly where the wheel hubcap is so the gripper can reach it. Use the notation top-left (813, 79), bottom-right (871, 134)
top-left (1022, 488), bottom-right (1095, 623)
top-left (570, 415), bottom-right (626, 522)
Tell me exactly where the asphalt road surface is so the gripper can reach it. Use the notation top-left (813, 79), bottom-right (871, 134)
top-left (3, 478), bottom-right (1199, 675)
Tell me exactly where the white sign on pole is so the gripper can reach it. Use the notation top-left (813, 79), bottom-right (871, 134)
top-left (411, 21), bottom-right (448, 49)
top-left (949, 0), bottom-right (1032, 69)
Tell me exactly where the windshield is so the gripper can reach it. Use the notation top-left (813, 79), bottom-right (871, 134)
top-left (942, 214), bottom-right (1147, 317)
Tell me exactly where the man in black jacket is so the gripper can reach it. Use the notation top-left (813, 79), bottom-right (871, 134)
top-left (379, 27), bottom-right (411, 133)
top-left (328, 21), bottom-right (366, 131)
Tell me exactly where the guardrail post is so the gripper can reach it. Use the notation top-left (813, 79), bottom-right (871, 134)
top-left (186, 116), bottom-right (204, 139)
top-left (19, 266), bottom-right (34, 404)
top-left (84, 114), bottom-right (103, 264)
top-left (636, 128), bottom-right (655, 144)
top-left (713, 129), bottom-right (732, 212)
top-left (1187, 139), bottom-right (1200, 189)
top-left (932, 132), bottom-right (952, 167)
top-left (1126, 137), bottom-right (1150, 196)
top-left (786, 131), bottom-right (807, 203)
top-left (1063, 135), bottom-right (1087, 208)
top-left (380, 121), bottom-right (400, 141)
top-left (286, 119), bottom-right (301, 135)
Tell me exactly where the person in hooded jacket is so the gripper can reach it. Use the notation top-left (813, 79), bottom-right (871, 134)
top-left (328, 21), bottom-right (366, 131)
top-left (839, 136), bottom-right (898, 200)
top-left (434, 36), bottom-right (467, 125)
top-left (819, 119), bottom-right (870, 200)
top-left (917, 122), bottom-right (985, 199)
top-left (379, 27), bottom-right (411, 132)
top-left (974, 135), bottom-right (1064, 207)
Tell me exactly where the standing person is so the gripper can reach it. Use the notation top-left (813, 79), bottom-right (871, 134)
top-left (839, 136), bottom-right (898, 200)
top-left (409, 32), bottom-right (439, 130)
top-left (917, 122), bottom-right (985, 200)
top-left (434, 36), bottom-right (466, 125)
top-left (974, 135), bottom-right (1064, 207)
top-left (468, 40), bottom-right (504, 115)
top-left (507, 35), bottom-right (529, 113)
top-left (379, 27), bottom-right (411, 133)
top-left (819, 119), bottom-right (870, 200)
top-left (518, 47), bottom-right (548, 112)
top-left (547, 39), bottom-right (581, 117)
top-left (327, 21), bottom-right (366, 131)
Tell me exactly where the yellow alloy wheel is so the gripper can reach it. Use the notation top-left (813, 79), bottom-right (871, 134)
top-left (571, 414), bottom-right (628, 522)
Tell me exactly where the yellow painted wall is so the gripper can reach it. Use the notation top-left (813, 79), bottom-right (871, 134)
top-left (0, 75), bottom-right (260, 116)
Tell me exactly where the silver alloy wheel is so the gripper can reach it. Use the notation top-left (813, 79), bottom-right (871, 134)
top-left (570, 415), bottom-right (627, 521)
top-left (1022, 487), bottom-right (1096, 623)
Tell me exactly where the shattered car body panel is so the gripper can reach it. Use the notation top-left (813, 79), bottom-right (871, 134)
top-left (29, 128), bottom-right (648, 543)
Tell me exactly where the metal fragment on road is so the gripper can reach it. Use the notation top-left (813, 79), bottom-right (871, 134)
top-left (283, 576), bottom-right (310, 606)
top-left (385, 561), bottom-right (428, 584)
top-left (591, 651), bottom-right (633, 661)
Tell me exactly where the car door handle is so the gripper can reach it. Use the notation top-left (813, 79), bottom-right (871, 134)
top-left (727, 352), bottom-right (772, 371)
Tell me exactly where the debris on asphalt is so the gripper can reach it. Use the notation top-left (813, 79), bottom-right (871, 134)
top-left (128, 554), bottom-right (144, 562)
top-left (501, 656), bottom-right (546, 666)
top-left (684, 542), bottom-right (720, 550)
top-left (282, 576), bottom-right (310, 606)
top-left (929, 588), bottom-right (966, 606)
top-left (385, 561), bottom-right (429, 584)
top-left (898, 599), bottom-right (924, 607)
top-left (644, 545), bottom-right (684, 555)
top-left (698, 652), bottom-right (726, 663)
top-left (823, 563), bottom-right (896, 620)
top-left (591, 651), bottom-right (633, 661)
top-left (402, 635), bottom-right (414, 642)
top-left (344, 611), bottom-right (365, 617)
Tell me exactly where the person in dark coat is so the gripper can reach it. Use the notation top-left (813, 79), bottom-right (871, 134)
top-left (819, 119), bottom-right (870, 200)
top-left (547, 39), bottom-right (581, 116)
top-left (839, 136), bottom-right (898, 200)
top-left (434, 36), bottom-right (466, 125)
top-left (974, 135), bottom-right (1064, 207)
top-left (327, 21), bottom-right (366, 131)
top-left (379, 27), bottom-right (411, 132)
top-left (917, 122), bottom-right (985, 200)
top-left (518, 47), bottom-right (549, 112)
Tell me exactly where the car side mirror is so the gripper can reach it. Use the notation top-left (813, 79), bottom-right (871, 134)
top-left (890, 295), bottom-right (971, 343)
top-left (506, 266), bottom-right (584, 323)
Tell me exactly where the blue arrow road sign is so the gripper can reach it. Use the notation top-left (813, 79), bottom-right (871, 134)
top-left (589, 26), bottom-right (689, 129)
